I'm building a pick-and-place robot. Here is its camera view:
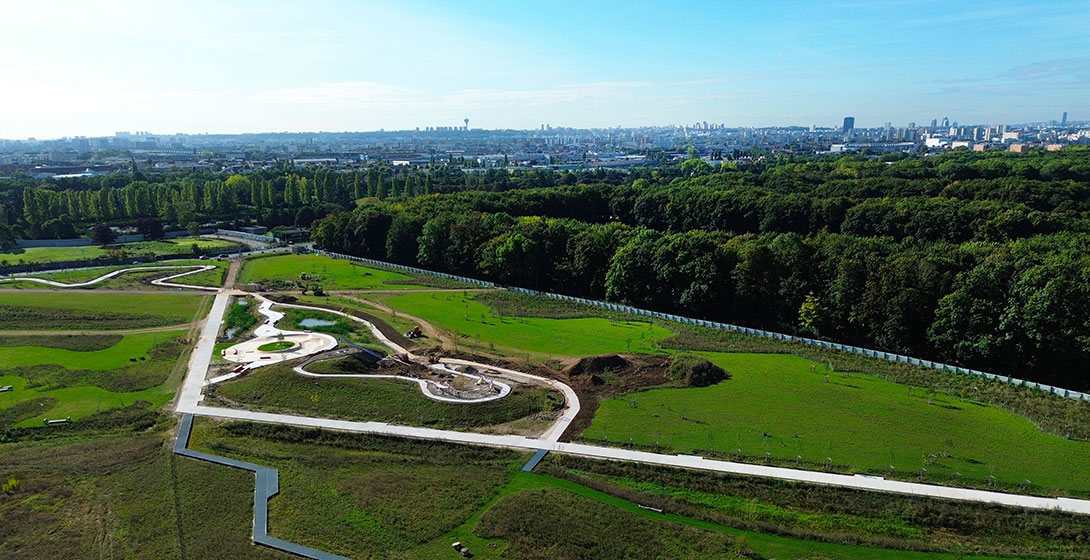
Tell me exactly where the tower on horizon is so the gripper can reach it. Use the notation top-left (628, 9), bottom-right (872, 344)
top-left (1062, 112), bottom-right (1068, 126)
top-left (464, 117), bottom-right (469, 131)
top-left (842, 116), bottom-right (855, 133)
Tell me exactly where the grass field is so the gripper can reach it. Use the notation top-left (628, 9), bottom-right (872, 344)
top-left (0, 330), bottom-right (185, 370)
top-left (542, 454), bottom-right (1090, 559)
top-left (0, 259), bottom-right (227, 290)
top-left (366, 290), bottom-right (673, 358)
top-left (238, 253), bottom-right (437, 290)
top-left (0, 237), bottom-right (241, 265)
top-left (0, 330), bottom-right (192, 427)
top-left (0, 292), bottom-right (209, 330)
top-left (0, 431), bottom-right (291, 559)
top-left (0, 415), bottom-right (1045, 560)
top-left (206, 360), bottom-right (563, 431)
top-left (189, 421), bottom-right (1035, 560)
top-left (583, 352), bottom-right (1090, 495)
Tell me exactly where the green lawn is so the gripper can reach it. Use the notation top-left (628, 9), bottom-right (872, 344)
top-left (238, 253), bottom-right (435, 290)
top-left (0, 330), bottom-right (192, 427)
top-left (583, 352), bottom-right (1090, 495)
top-left (370, 291), bottom-right (673, 358)
top-left (0, 330), bottom-right (181, 370)
top-left (0, 259), bottom-right (226, 288)
top-left (207, 360), bottom-right (562, 430)
top-left (258, 340), bottom-right (295, 352)
top-left (0, 237), bottom-right (241, 265)
top-left (0, 292), bottom-right (209, 330)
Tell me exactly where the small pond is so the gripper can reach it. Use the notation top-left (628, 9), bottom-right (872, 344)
top-left (298, 318), bottom-right (336, 328)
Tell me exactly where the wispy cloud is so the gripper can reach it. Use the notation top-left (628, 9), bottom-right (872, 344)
top-left (248, 82), bottom-right (419, 105)
top-left (443, 82), bottom-right (651, 106)
top-left (1001, 58), bottom-right (1090, 82)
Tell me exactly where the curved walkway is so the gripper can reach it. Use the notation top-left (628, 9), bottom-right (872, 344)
top-left (135, 259), bottom-right (1090, 528)
top-left (293, 359), bottom-right (512, 404)
top-left (0, 264), bottom-right (219, 291)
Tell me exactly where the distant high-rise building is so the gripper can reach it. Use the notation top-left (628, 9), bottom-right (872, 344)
top-left (942, 116), bottom-right (950, 128)
top-left (842, 116), bottom-right (855, 132)
top-left (930, 119), bottom-right (938, 129)
top-left (1062, 112), bottom-right (1068, 125)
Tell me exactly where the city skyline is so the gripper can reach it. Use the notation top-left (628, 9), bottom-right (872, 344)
top-left (1, 0), bottom-right (1088, 139)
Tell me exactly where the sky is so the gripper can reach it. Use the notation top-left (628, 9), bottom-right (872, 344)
top-left (1, 0), bottom-right (1088, 139)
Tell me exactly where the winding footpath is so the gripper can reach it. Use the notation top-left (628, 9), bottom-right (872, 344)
top-left (166, 273), bottom-right (1090, 516)
top-left (10, 262), bottom-right (1090, 545)
top-left (1, 264), bottom-right (220, 291)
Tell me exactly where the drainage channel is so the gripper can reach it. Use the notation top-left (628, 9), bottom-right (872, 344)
top-left (173, 413), bottom-right (352, 560)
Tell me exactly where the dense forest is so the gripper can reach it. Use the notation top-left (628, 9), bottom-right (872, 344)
top-left (0, 163), bottom-right (635, 247)
top-left (3, 149), bottom-right (1089, 390)
top-left (308, 149), bottom-right (1090, 390)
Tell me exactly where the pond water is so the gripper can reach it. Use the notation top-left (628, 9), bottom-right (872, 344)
top-left (225, 328), bottom-right (238, 339)
top-left (298, 318), bottom-right (336, 328)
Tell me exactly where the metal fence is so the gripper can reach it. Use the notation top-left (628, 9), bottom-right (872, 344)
top-left (311, 249), bottom-right (1089, 403)
top-left (215, 229), bottom-right (280, 244)
top-left (310, 249), bottom-right (496, 288)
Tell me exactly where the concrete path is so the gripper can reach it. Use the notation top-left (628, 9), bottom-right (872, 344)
top-left (0, 262), bottom-right (214, 287)
top-left (150, 257), bottom-right (1090, 518)
top-left (186, 403), bottom-right (1090, 515)
top-left (0, 264), bottom-right (217, 289)
top-left (292, 360), bottom-right (513, 404)
top-left (177, 292), bottom-right (232, 413)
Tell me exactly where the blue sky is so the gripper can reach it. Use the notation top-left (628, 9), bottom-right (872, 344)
top-left (1, 0), bottom-right (1088, 138)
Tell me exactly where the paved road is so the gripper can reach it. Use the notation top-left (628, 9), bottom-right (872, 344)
top-left (151, 258), bottom-right (1090, 516)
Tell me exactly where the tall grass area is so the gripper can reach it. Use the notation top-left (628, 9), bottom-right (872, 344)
top-left (0, 331), bottom-right (192, 427)
top-left (191, 421), bottom-right (1036, 560)
top-left (223, 296), bottom-right (259, 336)
top-left (0, 260), bottom-right (227, 290)
top-left (0, 237), bottom-right (241, 265)
top-left (205, 360), bottom-right (563, 430)
top-left (0, 428), bottom-right (292, 559)
top-left (238, 253), bottom-right (438, 290)
top-left (0, 292), bottom-right (209, 330)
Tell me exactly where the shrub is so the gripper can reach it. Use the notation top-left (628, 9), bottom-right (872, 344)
top-left (668, 353), bottom-right (730, 387)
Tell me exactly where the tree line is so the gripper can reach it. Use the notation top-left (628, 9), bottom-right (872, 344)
top-left (311, 148), bottom-right (1090, 390)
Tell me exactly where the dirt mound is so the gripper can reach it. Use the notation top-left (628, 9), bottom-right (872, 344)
top-left (668, 353), bottom-right (730, 387)
top-left (563, 354), bottom-right (629, 377)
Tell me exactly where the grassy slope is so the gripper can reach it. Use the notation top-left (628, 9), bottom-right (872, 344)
top-left (208, 361), bottom-right (560, 430)
top-left (0, 331), bottom-right (184, 370)
top-left (238, 253), bottom-right (432, 290)
top-left (370, 290), bottom-right (673, 358)
top-left (0, 237), bottom-right (240, 264)
top-left (0, 331), bottom-right (192, 427)
top-left (0, 291), bottom-right (208, 330)
top-left (584, 352), bottom-right (1090, 494)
